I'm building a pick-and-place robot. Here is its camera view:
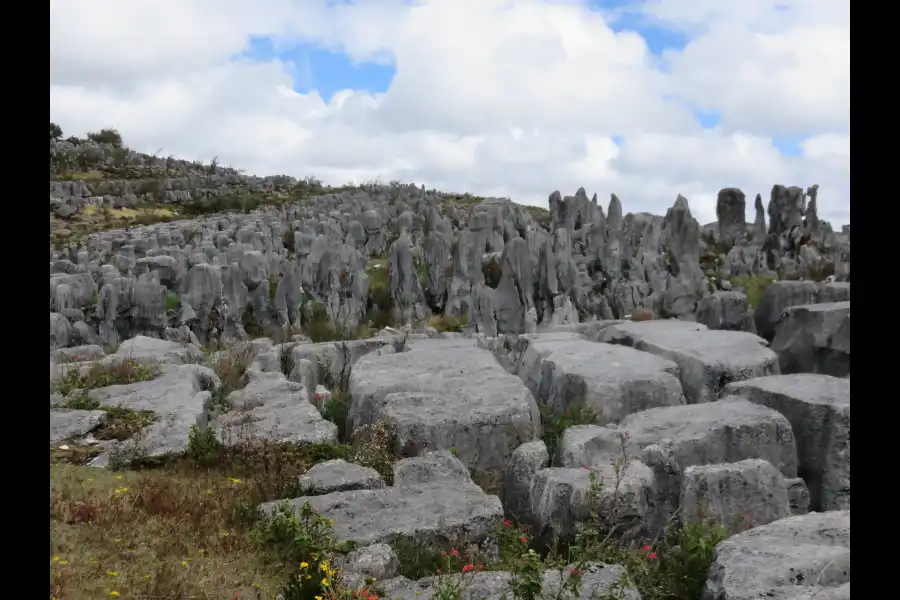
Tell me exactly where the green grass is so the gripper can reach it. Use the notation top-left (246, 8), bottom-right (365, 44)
top-left (728, 275), bottom-right (777, 308)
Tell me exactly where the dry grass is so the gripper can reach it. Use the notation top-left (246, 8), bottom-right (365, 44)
top-left (629, 308), bottom-right (654, 321)
top-left (50, 436), bottom-right (352, 600)
top-left (53, 358), bottom-right (161, 397)
top-left (50, 463), bottom-right (284, 599)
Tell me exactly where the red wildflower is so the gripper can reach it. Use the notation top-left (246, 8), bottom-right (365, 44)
top-left (478, 563), bottom-right (484, 570)
top-left (435, 569), bottom-right (441, 574)
top-left (441, 551), bottom-right (447, 556)
top-left (569, 568), bottom-right (576, 575)
top-left (642, 545), bottom-right (650, 551)
top-left (462, 564), bottom-right (474, 573)
top-left (369, 596), bottom-right (377, 600)
top-left (648, 552), bottom-right (657, 559)
top-left (520, 536), bottom-right (528, 543)
top-left (503, 520), bottom-right (511, 527)
top-left (451, 548), bottom-right (458, 556)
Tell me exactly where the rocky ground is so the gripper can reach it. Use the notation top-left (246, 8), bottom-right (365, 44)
top-left (49, 128), bottom-right (850, 600)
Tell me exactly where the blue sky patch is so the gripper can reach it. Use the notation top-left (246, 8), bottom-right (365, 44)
top-left (241, 35), bottom-right (395, 102)
top-left (772, 135), bottom-right (805, 156)
top-left (693, 110), bottom-right (722, 129)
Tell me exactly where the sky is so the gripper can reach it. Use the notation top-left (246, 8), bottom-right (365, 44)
top-left (49, 0), bottom-right (850, 226)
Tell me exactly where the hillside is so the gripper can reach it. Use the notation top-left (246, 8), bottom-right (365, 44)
top-left (50, 124), bottom-right (850, 600)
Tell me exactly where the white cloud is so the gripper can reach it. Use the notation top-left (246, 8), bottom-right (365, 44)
top-left (50, 0), bottom-right (850, 226)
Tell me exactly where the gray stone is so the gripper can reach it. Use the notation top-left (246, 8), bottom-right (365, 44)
top-left (348, 338), bottom-right (540, 474)
top-left (696, 292), bottom-right (749, 331)
top-left (298, 459), bottom-right (385, 494)
top-left (725, 374), bottom-right (850, 511)
top-left (680, 459), bottom-right (791, 535)
top-left (754, 281), bottom-right (850, 341)
top-left (215, 371), bottom-right (338, 446)
top-left (785, 477), bottom-right (810, 515)
top-left (86, 364), bottom-right (218, 460)
top-left (377, 562), bottom-right (640, 600)
top-left (590, 320), bottom-right (779, 404)
top-left (335, 543), bottom-right (399, 588)
top-left (514, 333), bottom-right (686, 423)
top-left (260, 453), bottom-right (503, 548)
top-left (50, 409), bottom-right (107, 444)
top-left (500, 440), bottom-right (549, 525)
top-left (770, 302), bottom-right (849, 377)
top-left (114, 335), bottom-right (204, 365)
top-left (701, 510), bottom-right (850, 600)
top-left (529, 461), bottom-right (656, 544)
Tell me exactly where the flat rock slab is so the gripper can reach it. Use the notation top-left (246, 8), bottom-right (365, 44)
top-left (702, 510), bottom-right (850, 600)
top-left (215, 371), bottom-right (338, 446)
top-left (50, 409), bottom-right (107, 444)
top-left (725, 374), bottom-right (850, 511)
top-left (378, 562), bottom-right (640, 600)
top-left (348, 338), bottom-right (540, 473)
top-left (515, 333), bottom-right (686, 423)
top-left (114, 335), bottom-right (204, 365)
top-left (622, 398), bottom-right (799, 477)
top-left (755, 281), bottom-right (850, 341)
top-left (770, 302), bottom-right (849, 377)
top-left (298, 459), bottom-right (384, 494)
top-left (591, 320), bottom-right (779, 404)
top-left (261, 453), bottom-right (503, 548)
top-left (87, 364), bottom-right (217, 460)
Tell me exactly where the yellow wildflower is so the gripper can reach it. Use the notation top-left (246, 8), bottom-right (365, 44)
top-left (106, 570), bottom-right (119, 577)
top-left (115, 475), bottom-right (122, 479)
top-left (109, 593), bottom-right (120, 597)
top-left (300, 562), bottom-right (309, 568)
top-left (228, 477), bottom-right (241, 484)
top-left (52, 556), bottom-right (60, 562)
top-left (181, 561), bottom-right (190, 567)
top-left (59, 561), bottom-right (69, 565)
top-left (316, 596), bottom-right (323, 600)
top-left (322, 578), bottom-right (329, 586)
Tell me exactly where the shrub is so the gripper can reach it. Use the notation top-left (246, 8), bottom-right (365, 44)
top-left (428, 314), bottom-right (468, 333)
top-left (86, 128), bottom-right (124, 147)
top-left (50, 121), bottom-right (63, 141)
top-left (482, 256), bottom-right (502, 288)
top-left (729, 275), bottom-right (776, 308)
top-left (539, 402), bottom-right (602, 461)
top-left (322, 390), bottom-right (350, 441)
top-left (53, 358), bottom-right (161, 397)
top-left (629, 307), bottom-right (654, 321)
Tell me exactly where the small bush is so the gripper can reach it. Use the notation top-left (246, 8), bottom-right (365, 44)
top-left (482, 256), bottom-right (502, 289)
top-left (322, 390), bottom-right (350, 441)
top-left (428, 314), bottom-right (468, 333)
top-left (540, 402), bottom-right (602, 462)
top-left (629, 307), bottom-right (654, 321)
top-left (50, 121), bottom-right (63, 141)
top-left (350, 420), bottom-right (397, 484)
top-left (729, 275), bottom-right (777, 308)
top-left (210, 344), bottom-right (255, 398)
top-left (54, 358), bottom-right (161, 396)
top-left (164, 292), bottom-right (180, 311)
top-left (86, 128), bottom-right (123, 147)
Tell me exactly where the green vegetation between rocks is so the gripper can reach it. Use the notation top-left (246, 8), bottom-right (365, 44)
top-left (728, 275), bottom-right (777, 308)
